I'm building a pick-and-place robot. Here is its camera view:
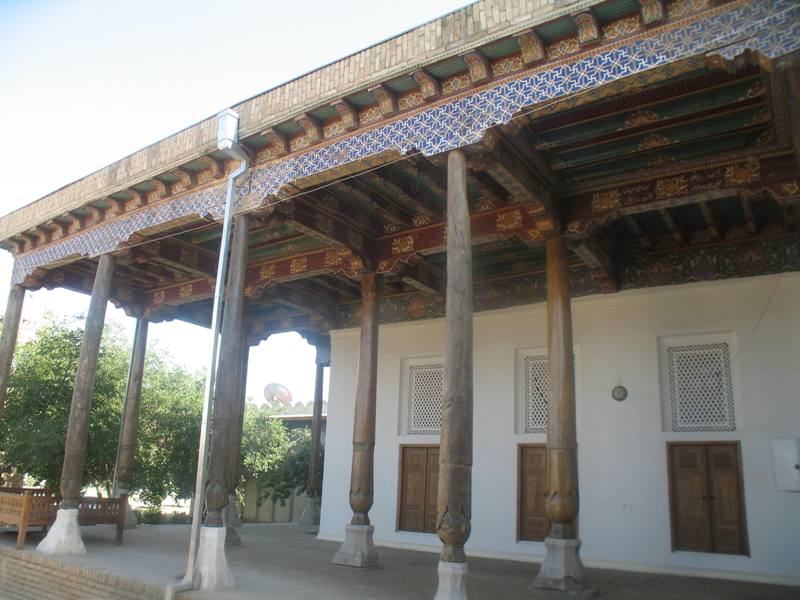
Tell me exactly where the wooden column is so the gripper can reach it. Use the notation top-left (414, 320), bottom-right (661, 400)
top-left (544, 234), bottom-right (578, 537)
top-left (436, 148), bottom-right (474, 564)
top-left (347, 273), bottom-right (379, 525)
top-left (533, 234), bottom-right (591, 594)
top-left (206, 213), bottom-right (249, 526)
top-left (113, 318), bottom-right (149, 498)
top-left (307, 341), bottom-right (329, 497)
top-left (60, 253), bottom-right (115, 508)
top-left (0, 284), bottom-right (25, 418)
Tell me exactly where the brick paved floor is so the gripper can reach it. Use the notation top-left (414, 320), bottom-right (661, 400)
top-left (2, 523), bottom-right (797, 599)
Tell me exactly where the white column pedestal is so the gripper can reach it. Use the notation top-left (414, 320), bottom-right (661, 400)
top-left (196, 526), bottom-right (235, 591)
top-left (37, 509), bottom-right (86, 555)
top-left (434, 560), bottom-right (468, 600)
top-left (123, 498), bottom-right (137, 529)
top-left (532, 537), bottom-right (594, 597)
top-left (224, 495), bottom-right (241, 547)
top-left (332, 524), bottom-right (377, 567)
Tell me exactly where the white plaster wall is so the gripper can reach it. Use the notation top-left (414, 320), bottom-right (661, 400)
top-left (319, 273), bottom-right (800, 584)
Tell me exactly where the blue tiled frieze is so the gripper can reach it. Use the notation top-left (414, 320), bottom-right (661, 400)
top-left (12, 0), bottom-right (800, 285)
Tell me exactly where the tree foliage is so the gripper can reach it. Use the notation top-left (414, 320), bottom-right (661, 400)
top-left (0, 319), bottom-right (321, 511)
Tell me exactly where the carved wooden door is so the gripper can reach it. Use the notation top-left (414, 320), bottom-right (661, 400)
top-left (519, 445), bottom-right (549, 541)
top-left (399, 445), bottom-right (438, 534)
top-left (668, 443), bottom-right (747, 555)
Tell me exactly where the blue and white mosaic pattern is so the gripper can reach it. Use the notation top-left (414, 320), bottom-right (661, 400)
top-left (13, 0), bottom-right (800, 284)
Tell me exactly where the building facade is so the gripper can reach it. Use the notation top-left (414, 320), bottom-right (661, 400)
top-left (319, 273), bottom-right (800, 583)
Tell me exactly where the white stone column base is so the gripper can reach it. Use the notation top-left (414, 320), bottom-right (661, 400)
top-left (434, 560), bottom-right (468, 600)
top-left (123, 499), bottom-right (137, 529)
top-left (298, 496), bottom-right (320, 531)
top-left (332, 524), bottom-right (378, 567)
top-left (36, 509), bottom-right (86, 555)
top-left (532, 537), bottom-right (594, 597)
top-left (195, 526), bottom-right (235, 591)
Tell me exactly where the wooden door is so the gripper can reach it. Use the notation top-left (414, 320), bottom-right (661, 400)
top-left (668, 443), bottom-right (747, 555)
top-left (707, 444), bottom-right (748, 555)
top-left (519, 445), bottom-right (549, 541)
top-left (399, 446), bottom-right (438, 534)
top-left (669, 444), bottom-right (712, 552)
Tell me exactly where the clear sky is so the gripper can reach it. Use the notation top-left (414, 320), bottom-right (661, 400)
top-left (0, 0), bottom-right (470, 406)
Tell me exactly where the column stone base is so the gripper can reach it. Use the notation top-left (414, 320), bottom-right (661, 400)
top-left (37, 509), bottom-right (86, 555)
top-left (123, 499), bottom-right (137, 529)
top-left (298, 496), bottom-right (320, 531)
top-left (224, 495), bottom-right (241, 547)
top-left (332, 524), bottom-right (377, 567)
top-left (532, 537), bottom-right (594, 597)
top-left (434, 560), bottom-right (468, 600)
top-left (195, 526), bottom-right (235, 591)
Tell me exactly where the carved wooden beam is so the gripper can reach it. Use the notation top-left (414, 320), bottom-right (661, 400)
top-left (86, 205), bottom-right (106, 223)
top-left (571, 234), bottom-right (617, 293)
top-left (109, 198), bottom-right (127, 217)
top-left (412, 69), bottom-right (440, 100)
top-left (275, 197), bottom-right (375, 262)
top-left (152, 178), bottom-right (170, 199)
top-left (334, 179), bottom-right (413, 230)
top-left (624, 215), bottom-right (653, 249)
top-left (143, 246), bottom-right (362, 312)
top-left (474, 129), bottom-right (560, 232)
top-left (369, 84), bottom-right (397, 117)
top-left (393, 258), bottom-right (444, 295)
top-left (261, 127), bottom-right (290, 157)
top-left (514, 29), bottom-right (545, 65)
top-left (126, 188), bottom-right (148, 208)
top-left (461, 50), bottom-right (490, 83)
top-left (574, 11), bottom-right (600, 46)
top-left (176, 167), bottom-right (198, 190)
top-left (375, 203), bottom-right (545, 272)
top-left (266, 282), bottom-right (337, 322)
top-left (639, 0), bottom-right (665, 25)
top-left (658, 208), bottom-right (686, 243)
top-left (52, 218), bottom-right (72, 238)
top-left (68, 211), bottom-right (87, 230)
top-left (204, 157), bottom-right (227, 180)
top-left (306, 190), bottom-right (384, 236)
top-left (699, 201), bottom-right (722, 240)
top-left (295, 113), bottom-right (324, 145)
top-left (740, 195), bottom-right (758, 234)
top-left (363, 170), bottom-right (441, 221)
top-left (332, 100), bottom-right (359, 131)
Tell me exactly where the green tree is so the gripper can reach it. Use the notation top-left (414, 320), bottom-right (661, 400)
top-left (0, 317), bottom-right (127, 494)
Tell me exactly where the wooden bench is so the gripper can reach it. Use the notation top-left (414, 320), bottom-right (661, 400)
top-left (0, 489), bottom-right (59, 549)
top-left (0, 488), bottom-right (127, 549)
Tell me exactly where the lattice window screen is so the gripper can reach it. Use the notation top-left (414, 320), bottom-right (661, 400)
top-left (405, 361), bottom-right (444, 435)
top-left (664, 340), bottom-right (735, 432)
top-left (522, 353), bottom-right (550, 434)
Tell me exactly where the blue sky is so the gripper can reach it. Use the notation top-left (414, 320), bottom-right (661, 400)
top-left (0, 0), bottom-right (470, 405)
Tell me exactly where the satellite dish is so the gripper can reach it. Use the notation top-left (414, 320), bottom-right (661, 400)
top-left (264, 383), bottom-right (292, 405)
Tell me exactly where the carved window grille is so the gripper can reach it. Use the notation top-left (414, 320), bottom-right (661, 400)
top-left (522, 353), bottom-right (550, 434)
top-left (403, 359), bottom-right (444, 435)
top-left (515, 349), bottom-right (577, 435)
top-left (662, 337), bottom-right (736, 432)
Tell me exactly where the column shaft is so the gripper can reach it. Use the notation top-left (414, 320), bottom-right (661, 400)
top-left (226, 317), bottom-right (248, 496)
top-left (206, 213), bottom-right (249, 525)
top-left (60, 254), bottom-right (115, 508)
top-left (113, 318), bottom-right (149, 496)
top-left (0, 284), bottom-right (25, 418)
top-left (347, 273), bottom-right (379, 525)
top-left (437, 148), bottom-right (474, 563)
top-left (307, 359), bottom-right (326, 496)
top-left (544, 234), bottom-right (579, 535)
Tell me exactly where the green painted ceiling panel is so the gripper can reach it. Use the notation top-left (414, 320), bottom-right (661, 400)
top-left (593, 0), bottom-right (641, 23)
top-left (310, 105), bottom-right (338, 121)
top-left (480, 38), bottom-right (519, 59)
top-left (347, 90), bottom-right (376, 108)
top-left (386, 75), bottom-right (419, 94)
top-left (428, 56), bottom-right (467, 78)
top-left (275, 121), bottom-right (303, 136)
top-left (535, 17), bottom-right (575, 43)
